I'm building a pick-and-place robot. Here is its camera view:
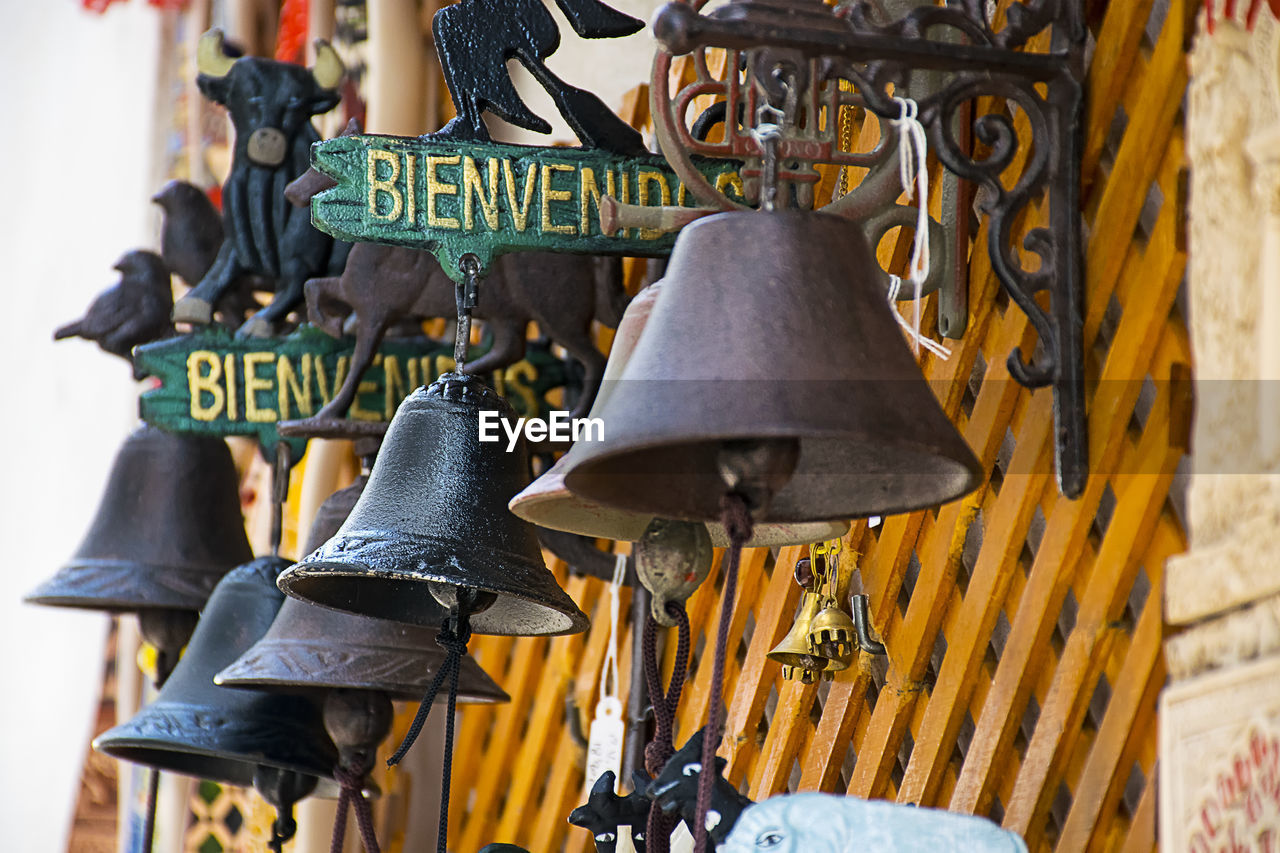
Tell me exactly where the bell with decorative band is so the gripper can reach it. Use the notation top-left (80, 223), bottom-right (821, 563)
top-left (217, 476), bottom-right (509, 703)
top-left (563, 210), bottom-right (983, 523)
top-left (95, 556), bottom-right (337, 794)
top-left (25, 424), bottom-right (252, 613)
top-left (279, 373), bottom-right (589, 637)
top-left (509, 281), bottom-right (850, 546)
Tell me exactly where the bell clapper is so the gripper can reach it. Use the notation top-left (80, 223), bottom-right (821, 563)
top-left (325, 689), bottom-right (393, 853)
top-left (635, 519), bottom-right (713, 626)
top-left (253, 765), bottom-right (319, 853)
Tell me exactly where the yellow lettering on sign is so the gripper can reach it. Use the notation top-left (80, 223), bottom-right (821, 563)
top-left (367, 150), bottom-right (403, 221)
top-left (405, 153), bottom-right (417, 223)
top-left (277, 354), bottom-right (313, 420)
top-left (503, 159), bottom-right (538, 232)
top-left (502, 361), bottom-right (538, 416)
top-left (676, 181), bottom-right (688, 206)
top-left (716, 171), bottom-right (745, 200)
top-left (349, 355), bottom-right (381, 421)
top-left (187, 351), bottom-right (224, 421)
top-left (541, 163), bottom-right (576, 235)
top-left (383, 354), bottom-right (408, 419)
top-left (225, 354), bottom-right (239, 421)
top-left (580, 167), bottom-right (603, 235)
top-left (462, 157), bottom-right (500, 231)
top-left (315, 356), bottom-right (349, 405)
top-left (244, 352), bottom-right (278, 423)
top-left (434, 355), bottom-right (456, 377)
top-left (426, 155), bottom-right (460, 229)
top-left (408, 356), bottom-right (421, 390)
top-left (637, 170), bottom-right (673, 239)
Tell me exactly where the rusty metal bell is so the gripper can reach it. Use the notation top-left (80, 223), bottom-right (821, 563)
top-left (26, 424), bottom-right (252, 613)
top-left (217, 477), bottom-right (509, 703)
top-left (279, 374), bottom-right (589, 636)
top-left (509, 282), bottom-right (848, 546)
top-left (563, 210), bottom-right (984, 523)
top-left (95, 556), bottom-right (338, 789)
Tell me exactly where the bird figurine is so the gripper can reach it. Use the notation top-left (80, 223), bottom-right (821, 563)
top-left (152, 180), bottom-right (223, 287)
top-left (54, 250), bottom-right (175, 361)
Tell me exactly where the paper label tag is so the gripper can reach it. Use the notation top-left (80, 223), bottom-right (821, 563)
top-left (585, 696), bottom-right (625, 795)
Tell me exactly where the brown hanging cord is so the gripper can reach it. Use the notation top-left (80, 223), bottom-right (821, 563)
top-left (331, 757), bottom-right (380, 853)
top-left (642, 602), bottom-right (691, 853)
top-left (386, 601), bottom-right (472, 853)
top-left (692, 493), bottom-right (753, 853)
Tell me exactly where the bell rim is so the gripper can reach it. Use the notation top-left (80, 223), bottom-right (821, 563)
top-left (214, 639), bottom-right (511, 704)
top-left (94, 700), bottom-right (338, 789)
top-left (24, 558), bottom-right (228, 613)
top-left (281, 529), bottom-right (590, 636)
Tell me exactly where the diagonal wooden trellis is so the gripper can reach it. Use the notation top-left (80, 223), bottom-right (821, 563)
top-left (440, 0), bottom-right (1190, 851)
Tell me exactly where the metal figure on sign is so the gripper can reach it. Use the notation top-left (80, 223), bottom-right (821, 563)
top-left (54, 251), bottom-right (174, 361)
top-left (428, 0), bottom-right (647, 153)
top-left (171, 30), bottom-right (351, 337)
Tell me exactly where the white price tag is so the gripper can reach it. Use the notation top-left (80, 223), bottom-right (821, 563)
top-left (585, 695), bottom-right (625, 794)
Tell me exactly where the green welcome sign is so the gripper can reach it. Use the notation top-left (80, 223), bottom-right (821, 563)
top-left (134, 326), bottom-right (571, 458)
top-left (308, 134), bottom-right (743, 276)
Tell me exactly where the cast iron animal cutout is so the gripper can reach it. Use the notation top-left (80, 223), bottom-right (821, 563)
top-left (54, 250), bottom-right (174, 361)
top-left (301, 245), bottom-right (624, 422)
top-left (153, 180), bottom-right (223, 287)
top-left (648, 728), bottom-right (754, 849)
top-left (570, 770), bottom-right (651, 853)
top-left (171, 30), bottom-right (351, 338)
top-left (428, 0), bottom-right (647, 153)
top-left (479, 845), bottom-right (531, 853)
top-left (719, 792), bottom-right (1029, 852)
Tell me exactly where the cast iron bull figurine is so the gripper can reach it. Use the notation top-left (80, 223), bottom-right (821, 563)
top-left (570, 770), bottom-right (651, 852)
top-left (648, 728), bottom-right (754, 848)
top-left (172, 30), bottom-right (350, 337)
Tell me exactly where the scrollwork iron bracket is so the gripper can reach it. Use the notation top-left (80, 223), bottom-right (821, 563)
top-left (653, 0), bottom-right (1088, 498)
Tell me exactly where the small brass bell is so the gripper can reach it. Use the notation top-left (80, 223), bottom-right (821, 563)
top-left (95, 557), bottom-right (338, 791)
top-left (562, 210), bottom-right (983, 524)
top-left (26, 424), bottom-right (252, 613)
top-left (509, 281), bottom-right (849, 547)
top-left (279, 374), bottom-right (589, 637)
top-left (808, 601), bottom-right (857, 662)
top-left (769, 591), bottom-right (830, 683)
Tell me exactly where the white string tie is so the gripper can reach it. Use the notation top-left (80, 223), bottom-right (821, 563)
top-left (889, 96), bottom-right (950, 360)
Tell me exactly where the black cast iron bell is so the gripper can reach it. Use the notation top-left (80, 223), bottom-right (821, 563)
top-left (279, 374), bottom-right (589, 636)
top-left (26, 424), bottom-right (252, 612)
top-left (95, 556), bottom-right (338, 790)
top-left (217, 477), bottom-right (509, 702)
top-left (563, 210), bottom-right (984, 522)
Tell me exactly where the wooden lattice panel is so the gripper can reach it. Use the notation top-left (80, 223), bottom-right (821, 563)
top-left (443, 0), bottom-right (1191, 850)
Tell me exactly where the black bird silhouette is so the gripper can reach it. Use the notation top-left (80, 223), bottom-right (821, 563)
top-left (54, 250), bottom-right (175, 360)
top-left (152, 180), bottom-right (223, 287)
top-left (429, 0), bottom-right (647, 153)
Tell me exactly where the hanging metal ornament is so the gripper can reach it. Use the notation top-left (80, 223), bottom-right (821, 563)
top-left (95, 557), bottom-right (338, 853)
top-left (768, 558), bottom-right (832, 684)
top-left (26, 424), bottom-right (252, 614)
top-left (218, 462), bottom-right (510, 853)
top-left (510, 282), bottom-right (849, 547)
top-left (805, 540), bottom-right (856, 678)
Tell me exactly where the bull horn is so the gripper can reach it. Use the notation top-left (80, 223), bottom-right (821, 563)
top-left (311, 39), bottom-right (345, 90)
top-left (197, 29), bottom-right (236, 78)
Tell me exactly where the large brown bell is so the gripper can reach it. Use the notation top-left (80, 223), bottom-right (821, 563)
top-left (279, 374), bottom-right (589, 636)
top-left (26, 424), bottom-right (252, 612)
top-left (217, 477), bottom-right (509, 702)
top-left (95, 556), bottom-right (338, 789)
top-left (563, 210), bottom-right (983, 523)
top-left (510, 282), bottom-right (848, 546)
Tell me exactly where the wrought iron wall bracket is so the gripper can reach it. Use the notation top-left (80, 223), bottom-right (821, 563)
top-left (652, 0), bottom-right (1089, 498)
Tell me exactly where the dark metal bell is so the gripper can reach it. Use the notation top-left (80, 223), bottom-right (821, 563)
top-left (216, 477), bottom-right (509, 702)
top-left (564, 210), bottom-right (984, 522)
top-left (509, 282), bottom-right (848, 546)
top-left (94, 556), bottom-right (338, 788)
top-left (279, 374), bottom-right (589, 636)
top-left (26, 424), bottom-right (252, 613)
